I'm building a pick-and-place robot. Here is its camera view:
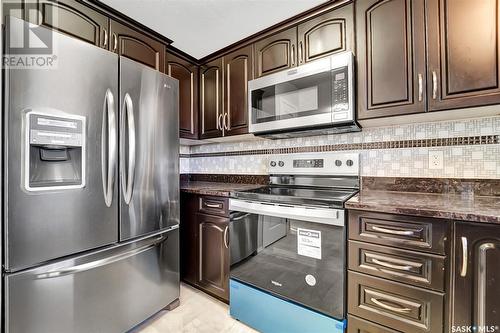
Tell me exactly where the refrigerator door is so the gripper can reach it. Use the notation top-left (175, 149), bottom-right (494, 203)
top-left (4, 18), bottom-right (119, 271)
top-left (119, 57), bottom-right (179, 241)
top-left (5, 227), bottom-right (180, 333)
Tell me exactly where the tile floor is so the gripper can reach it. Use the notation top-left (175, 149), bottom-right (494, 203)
top-left (134, 283), bottom-right (258, 333)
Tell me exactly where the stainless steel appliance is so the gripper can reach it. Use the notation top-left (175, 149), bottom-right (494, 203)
top-left (229, 152), bottom-right (359, 332)
top-left (248, 52), bottom-right (359, 138)
top-left (3, 17), bottom-right (179, 333)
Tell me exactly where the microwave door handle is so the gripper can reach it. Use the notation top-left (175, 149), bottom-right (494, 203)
top-left (102, 89), bottom-right (117, 207)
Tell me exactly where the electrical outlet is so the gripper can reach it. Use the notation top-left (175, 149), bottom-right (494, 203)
top-left (429, 150), bottom-right (444, 169)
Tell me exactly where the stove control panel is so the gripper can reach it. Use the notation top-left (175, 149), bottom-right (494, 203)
top-left (268, 152), bottom-right (359, 176)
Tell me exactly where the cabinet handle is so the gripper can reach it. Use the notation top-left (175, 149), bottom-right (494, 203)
top-left (371, 258), bottom-right (413, 271)
top-left (460, 236), bottom-right (468, 277)
top-left (418, 73), bottom-right (423, 102)
top-left (372, 225), bottom-right (417, 236)
top-left (224, 113), bottom-right (229, 130)
top-left (370, 298), bottom-right (412, 313)
top-left (112, 33), bottom-right (118, 52)
top-left (204, 202), bottom-right (222, 209)
top-left (223, 226), bottom-right (229, 249)
top-left (217, 113), bottom-right (224, 133)
top-left (299, 41), bottom-right (303, 64)
top-left (103, 29), bottom-right (108, 47)
top-left (291, 44), bottom-right (295, 66)
top-left (432, 71), bottom-right (438, 99)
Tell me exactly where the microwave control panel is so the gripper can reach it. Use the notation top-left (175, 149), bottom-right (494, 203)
top-left (332, 66), bottom-right (349, 112)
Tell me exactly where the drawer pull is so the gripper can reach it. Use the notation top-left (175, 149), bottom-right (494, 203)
top-left (372, 226), bottom-right (416, 236)
top-left (371, 258), bottom-right (413, 271)
top-left (204, 202), bottom-right (222, 209)
top-left (370, 297), bottom-right (412, 313)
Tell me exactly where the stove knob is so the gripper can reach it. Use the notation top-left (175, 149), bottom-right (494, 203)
top-left (270, 161), bottom-right (277, 167)
top-left (278, 161), bottom-right (285, 167)
top-left (335, 160), bottom-right (342, 167)
top-left (346, 159), bottom-right (354, 167)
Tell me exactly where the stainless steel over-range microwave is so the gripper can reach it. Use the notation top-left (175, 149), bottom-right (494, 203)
top-left (248, 51), bottom-right (359, 138)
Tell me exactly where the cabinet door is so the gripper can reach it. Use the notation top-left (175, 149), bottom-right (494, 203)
top-left (356, 0), bottom-right (426, 119)
top-left (427, 0), bottom-right (500, 111)
top-left (180, 193), bottom-right (199, 285)
top-left (254, 27), bottom-right (297, 78)
top-left (26, 0), bottom-right (109, 48)
top-left (200, 58), bottom-right (223, 139)
top-left (297, 3), bottom-right (354, 65)
top-left (110, 20), bottom-right (165, 71)
top-left (166, 52), bottom-right (198, 139)
top-left (197, 213), bottom-right (229, 301)
top-left (224, 45), bottom-right (252, 136)
top-left (453, 222), bottom-right (500, 329)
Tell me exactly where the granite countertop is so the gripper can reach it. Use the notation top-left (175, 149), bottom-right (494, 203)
top-left (346, 190), bottom-right (500, 224)
top-left (180, 181), bottom-right (264, 197)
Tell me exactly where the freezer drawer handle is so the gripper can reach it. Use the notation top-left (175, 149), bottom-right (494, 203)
top-left (102, 89), bottom-right (117, 207)
top-left (36, 235), bottom-right (166, 279)
top-left (120, 93), bottom-right (136, 205)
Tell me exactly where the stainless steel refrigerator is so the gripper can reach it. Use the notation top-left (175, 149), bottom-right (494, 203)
top-left (3, 17), bottom-right (180, 333)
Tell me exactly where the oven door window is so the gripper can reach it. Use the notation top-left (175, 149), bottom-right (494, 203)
top-left (251, 71), bottom-right (333, 124)
top-left (230, 215), bottom-right (345, 320)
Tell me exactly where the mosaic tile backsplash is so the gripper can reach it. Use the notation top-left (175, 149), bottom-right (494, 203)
top-left (180, 116), bottom-right (500, 179)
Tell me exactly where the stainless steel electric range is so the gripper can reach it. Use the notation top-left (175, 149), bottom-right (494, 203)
top-left (228, 152), bottom-right (359, 333)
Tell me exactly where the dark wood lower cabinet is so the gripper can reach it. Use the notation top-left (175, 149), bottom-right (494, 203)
top-left (180, 193), bottom-right (229, 302)
top-left (197, 213), bottom-right (229, 301)
top-left (452, 221), bottom-right (500, 329)
top-left (347, 315), bottom-right (401, 333)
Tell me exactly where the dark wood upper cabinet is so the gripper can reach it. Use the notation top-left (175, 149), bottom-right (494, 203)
top-left (254, 27), bottom-right (297, 78)
top-left (427, 0), bottom-right (500, 111)
top-left (356, 0), bottom-right (426, 120)
top-left (224, 45), bottom-right (253, 136)
top-left (26, 0), bottom-right (109, 48)
top-left (166, 52), bottom-right (198, 139)
top-left (109, 19), bottom-right (165, 71)
top-left (200, 57), bottom-right (223, 139)
top-left (453, 222), bottom-right (500, 329)
top-left (297, 3), bottom-right (354, 65)
top-left (197, 213), bottom-right (229, 301)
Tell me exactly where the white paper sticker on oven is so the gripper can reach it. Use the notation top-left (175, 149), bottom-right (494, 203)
top-left (297, 228), bottom-right (321, 260)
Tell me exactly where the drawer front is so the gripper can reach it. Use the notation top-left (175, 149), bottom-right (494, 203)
top-left (348, 210), bottom-right (448, 254)
top-left (199, 196), bottom-right (228, 216)
top-left (348, 241), bottom-right (446, 291)
top-left (348, 315), bottom-right (401, 333)
top-left (348, 272), bottom-right (443, 333)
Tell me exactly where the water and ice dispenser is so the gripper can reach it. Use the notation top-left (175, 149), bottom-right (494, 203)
top-left (25, 111), bottom-right (86, 191)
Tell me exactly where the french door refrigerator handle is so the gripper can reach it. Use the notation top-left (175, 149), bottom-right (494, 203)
top-left (121, 93), bottom-right (136, 205)
top-left (102, 89), bottom-right (117, 207)
top-left (36, 235), bottom-right (166, 279)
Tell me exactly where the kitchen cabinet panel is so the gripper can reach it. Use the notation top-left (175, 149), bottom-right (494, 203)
top-left (297, 3), bottom-right (353, 64)
top-left (110, 19), bottom-right (165, 71)
top-left (224, 45), bottom-right (253, 136)
top-left (25, 0), bottom-right (109, 48)
top-left (427, 0), bottom-right (500, 110)
top-left (452, 222), bottom-right (500, 329)
top-left (197, 213), bottom-right (229, 301)
top-left (254, 27), bottom-right (297, 78)
top-left (356, 0), bottom-right (426, 119)
top-left (166, 52), bottom-right (198, 139)
top-left (200, 57), bottom-right (223, 139)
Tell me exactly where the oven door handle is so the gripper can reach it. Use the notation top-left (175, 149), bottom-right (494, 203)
top-left (229, 199), bottom-right (344, 226)
top-left (230, 212), bottom-right (252, 221)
